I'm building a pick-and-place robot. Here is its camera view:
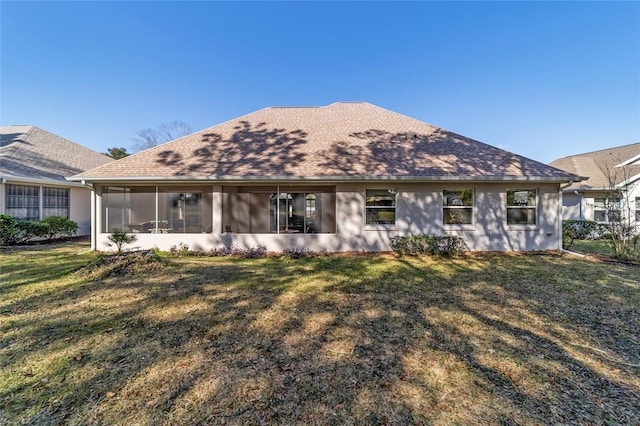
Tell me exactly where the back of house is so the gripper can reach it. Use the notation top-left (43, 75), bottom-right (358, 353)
top-left (70, 102), bottom-right (581, 252)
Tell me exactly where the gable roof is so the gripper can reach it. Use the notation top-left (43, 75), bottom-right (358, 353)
top-left (1, 125), bottom-right (113, 183)
top-left (549, 142), bottom-right (640, 191)
top-left (71, 102), bottom-right (579, 183)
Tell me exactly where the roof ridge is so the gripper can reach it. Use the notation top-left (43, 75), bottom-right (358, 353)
top-left (556, 141), bottom-right (640, 160)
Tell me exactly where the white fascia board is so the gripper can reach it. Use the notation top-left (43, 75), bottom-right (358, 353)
top-left (616, 172), bottom-right (640, 188)
top-left (68, 175), bottom-right (582, 185)
top-left (1, 175), bottom-right (88, 188)
top-left (615, 153), bottom-right (640, 167)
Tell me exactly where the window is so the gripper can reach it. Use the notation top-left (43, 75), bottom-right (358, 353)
top-left (102, 186), bottom-right (213, 233)
top-left (222, 186), bottom-right (336, 234)
top-left (43, 187), bottom-right (70, 219)
top-left (594, 197), bottom-right (620, 223)
top-left (506, 189), bottom-right (537, 225)
top-left (366, 189), bottom-right (396, 225)
top-left (102, 186), bottom-right (155, 233)
top-left (5, 184), bottom-right (40, 221)
top-left (593, 198), bottom-right (607, 222)
top-left (158, 187), bottom-right (213, 233)
top-left (636, 197), bottom-right (640, 222)
top-left (443, 189), bottom-right (473, 225)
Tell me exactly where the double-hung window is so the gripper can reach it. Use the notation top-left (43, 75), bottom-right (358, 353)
top-left (443, 189), bottom-right (473, 225)
top-left (506, 189), bottom-right (537, 225)
top-left (594, 197), bottom-right (620, 223)
top-left (365, 189), bottom-right (396, 225)
top-left (43, 187), bottom-right (70, 219)
top-left (5, 184), bottom-right (40, 221)
top-left (636, 197), bottom-right (640, 222)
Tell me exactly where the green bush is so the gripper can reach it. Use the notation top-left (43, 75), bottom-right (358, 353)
top-left (390, 235), bottom-right (466, 257)
top-left (0, 214), bottom-right (21, 245)
top-left (38, 216), bottom-right (79, 240)
top-left (562, 220), bottom-right (604, 250)
top-left (108, 229), bottom-right (137, 254)
top-left (1, 215), bottom-right (79, 245)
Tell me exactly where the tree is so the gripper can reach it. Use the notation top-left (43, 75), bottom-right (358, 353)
top-left (104, 147), bottom-right (130, 159)
top-left (600, 156), bottom-right (639, 261)
top-left (133, 120), bottom-right (192, 151)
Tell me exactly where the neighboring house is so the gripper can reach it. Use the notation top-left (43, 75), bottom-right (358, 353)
top-left (69, 102), bottom-right (581, 252)
top-left (550, 143), bottom-right (640, 227)
top-left (0, 125), bottom-right (113, 235)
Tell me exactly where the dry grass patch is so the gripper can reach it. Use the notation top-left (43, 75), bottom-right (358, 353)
top-left (1, 244), bottom-right (639, 425)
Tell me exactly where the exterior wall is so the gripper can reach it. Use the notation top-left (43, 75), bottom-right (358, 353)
top-left (94, 182), bottom-right (563, 253)
top-left (70, 186), bottom-right (92, 236)
top-left (561, 192), bottom-right (583, 220)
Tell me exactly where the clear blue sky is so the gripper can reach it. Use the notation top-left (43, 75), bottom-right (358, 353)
top-left (1, 1), bottom-right (638, 163)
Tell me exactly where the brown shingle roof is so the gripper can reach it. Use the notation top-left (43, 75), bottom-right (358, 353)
top-left (550, 142), bottom-right (640, 190)
top-left (72, 102), bottom-right (579, 182)
top-left (1, 125), bottom-right (113, 182)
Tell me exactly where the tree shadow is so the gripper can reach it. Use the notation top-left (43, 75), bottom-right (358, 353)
top-left (317, 129), bottom-right (574, 179)
top-left (3, 245), bottom-right (638, 424)
top-left (155, 121), bottom-right (308, 177)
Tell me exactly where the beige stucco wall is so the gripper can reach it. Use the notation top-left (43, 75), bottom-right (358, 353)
top-left (93, 182), bottom-right (563, 253)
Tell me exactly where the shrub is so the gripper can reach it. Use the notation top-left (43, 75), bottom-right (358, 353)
top-left (38, 216), bottom-right (79, 240)
top-left (169, 242), bottom-right (191, 256)
top-left (108, 229), bottom-right (137, 254)
top-left (0, 215), bottom-right (79, 245)
top-left (206, 244), bottom-right (268, 258)
top-left (282, 248), bottom-right (319, 258)
top-left (562, 220), bottom-right (604, 250)
top-left (0, 214), bottom-right (21, 245)
top-left (390, 235), bottom-right (466, 257)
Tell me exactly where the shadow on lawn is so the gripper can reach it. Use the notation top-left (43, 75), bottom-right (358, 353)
top-left (1, 252), bottom-right (638, 424)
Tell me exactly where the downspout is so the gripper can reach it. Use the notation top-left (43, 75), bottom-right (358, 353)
top-left (558, 180), bottom-right (574, 251)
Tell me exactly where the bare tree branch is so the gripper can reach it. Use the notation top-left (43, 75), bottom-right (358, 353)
top-left (133, 121), bottom-right (192, 151)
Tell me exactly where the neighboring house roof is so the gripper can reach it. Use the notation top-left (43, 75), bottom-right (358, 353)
top-left (549, 142), bottom-right (640, 191)
top-left (71, 102), bottom-right (579, 183)
top-left (1, 125), bottom-right (113, 183)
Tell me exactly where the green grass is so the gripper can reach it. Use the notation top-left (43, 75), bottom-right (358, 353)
top-left (569, 239), bottom-right (614, 257)
top-left (1, 243), bottom-right (639, 425)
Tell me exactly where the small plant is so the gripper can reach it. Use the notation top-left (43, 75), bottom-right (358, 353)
top-left (282, 247), bottom-right (318, 259)
top-left (170, 242), bottom-right (191, 256)
top-left (206, 244), bottom-right (268, 258)
top-left (391, 235), bottom-right (466, 257)
top-left (108, 228), bottom-right (136, 255)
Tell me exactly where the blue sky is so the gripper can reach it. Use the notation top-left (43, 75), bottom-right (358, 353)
top-left (1, 1), bottom-right (638, 163)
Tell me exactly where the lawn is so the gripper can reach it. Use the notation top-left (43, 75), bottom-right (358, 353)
top-left (1, 242), bottom-right (639, 425)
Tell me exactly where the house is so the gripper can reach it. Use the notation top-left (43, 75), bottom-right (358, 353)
top-left (550, 143), bottom-right (640, 226)
top-left (69, 102), bottom-right (581, 252)
top-left (0, 125), bottom-right (113, 235)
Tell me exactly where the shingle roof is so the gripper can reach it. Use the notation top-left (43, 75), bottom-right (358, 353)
top-left (549, 142), bottom-right (640, 190)
top-left (72, 102), bottom-right (579, 182)
top-left (1, 125), bottom-right (113, 182)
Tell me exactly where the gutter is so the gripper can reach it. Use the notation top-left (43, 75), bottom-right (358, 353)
top-left (67, 175), bottom-right (585, 184)
top-left (2, 174), bottom-right (89, 188)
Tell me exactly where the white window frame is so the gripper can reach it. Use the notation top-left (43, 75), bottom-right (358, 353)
top-left (506, 189), bottom-right (537, 226)
top-left (443, 189), bottom-right (474, 226)
top-left (365, 189), bottom-right (397, 226)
